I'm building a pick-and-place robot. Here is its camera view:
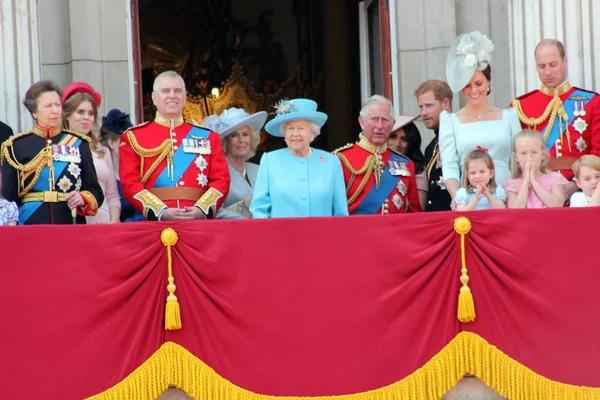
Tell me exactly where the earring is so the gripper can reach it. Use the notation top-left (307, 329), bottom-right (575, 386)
top-left (487, 87), bottom-right (491, 93)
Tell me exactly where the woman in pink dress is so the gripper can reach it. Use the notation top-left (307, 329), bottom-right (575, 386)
top-left (62, 83), bottom-right (121, 223)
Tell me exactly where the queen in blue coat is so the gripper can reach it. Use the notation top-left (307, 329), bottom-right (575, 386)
top-left (250, 99), bottom-right (349, 218)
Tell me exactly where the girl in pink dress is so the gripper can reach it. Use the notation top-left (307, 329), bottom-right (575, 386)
top-left (62, 83), bottom-right (121, 223)
top-left (504, 130), bottom-right (567, 208)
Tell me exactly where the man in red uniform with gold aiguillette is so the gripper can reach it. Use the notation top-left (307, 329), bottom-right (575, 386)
top-left (334, 95), bottom-right (421, 215)
top-left (512, 39), bottom-right (600, 197)
top-left (120, 71), bottom-right (230, 221)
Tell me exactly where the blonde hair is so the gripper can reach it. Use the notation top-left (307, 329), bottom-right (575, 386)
top-left (461, 149), bottom-right (498, 193)
top-left (572, 154), bottom-right (600, 179)
top-left (511, 130), bottom-right (549, 178)
top-left (222, 124), bottom-right (261, 160)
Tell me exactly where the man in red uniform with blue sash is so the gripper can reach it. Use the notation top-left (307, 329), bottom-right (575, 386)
top-left (512, 39), bottom-right (600, 197)
top-left (334, 95), bottom-right (421, 215)
top-left (120, 71), bottom-right (230, 221)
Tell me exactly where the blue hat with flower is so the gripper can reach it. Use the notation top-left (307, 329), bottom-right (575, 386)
top-left (202, 108), bottom-right (267, 140)
top-left (264, 98), bottom-right (328, 137)
top-left (101, 109), bottom-right (133, 135)
top-left (446, 31), bottom-right (494, 93)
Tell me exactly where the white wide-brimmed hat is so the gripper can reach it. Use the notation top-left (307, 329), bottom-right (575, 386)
top-left (392, 115), bottom-right (419, 132)
top-left (446, 31), bottom-right (494, 93)
top-left (202, 108), bottom-right (267, 139)
top-left (265, 98), bottom-right (328, 137)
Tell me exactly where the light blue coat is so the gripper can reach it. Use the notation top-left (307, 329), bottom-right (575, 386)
top-left (216, 162), bottom-right (258, 219)
top-left (250, 148), bottom-right (349, 218)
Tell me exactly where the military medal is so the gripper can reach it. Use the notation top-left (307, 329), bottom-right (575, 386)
top-left (396, 180), bottom-right (407, 196)
top-left (198, 139), bottom-right (211, 155)
top-left (67, 163), bottom-right (81, 178)
top-left (576, 137), bottom-right (587, 153)
top-left (52, 145), bottom-right (80, 162)
top-left (195, 155), bottom-right (208, 171)
top-left (437, 176), bottom-right (446, 190)
top-left (388, 160), bottom-right (410, 176)
top-left (579, 102), bottom-right (586, 117)
top-left (573, 102), bottom-right (580, 117)
top-left (196, 173), bottom-right (208, 187)
top-left (57, 175), bottom-right (73, 192)
top-left (388, 160), bottom-right (400, 176)
top-left (392, 194), bottom-right (403, 210)
top-left (182, 138), bottom-right (199, 153)
top-left (573, 117), bottom-right (588, 135)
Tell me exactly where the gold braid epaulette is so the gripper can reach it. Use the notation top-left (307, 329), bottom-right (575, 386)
top-left (1, 132), bottom-right (53, 197)
top-left (126, 131), bottom-right (173, 184)
top-left (513, 97), bottom-right (568, 141)
top-left (336, 152), bottom-right (375, 206)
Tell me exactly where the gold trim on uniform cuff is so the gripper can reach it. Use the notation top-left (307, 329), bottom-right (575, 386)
top-left (195, 188), bottom-right (223, 218)
top-left (79, 190), bottom-right (99, 216)
top-left (134, 189), bottom-right (167, 219)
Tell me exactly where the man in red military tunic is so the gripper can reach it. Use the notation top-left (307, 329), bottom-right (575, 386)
top-left (120, 71), bottom-right (230, 221)
top-left (512, 39), bottom-right (600, 197)
top-left (334, 95), bottom-right (422, 215)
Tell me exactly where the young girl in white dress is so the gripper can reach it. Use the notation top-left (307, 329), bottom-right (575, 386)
top-left (455, 148), bottom-right (506, 211)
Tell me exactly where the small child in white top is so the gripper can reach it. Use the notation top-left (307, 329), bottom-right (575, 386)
top-left (455, 148), bottom-right (506, 211)
top-left (570, 154), bottom-right (600, 207)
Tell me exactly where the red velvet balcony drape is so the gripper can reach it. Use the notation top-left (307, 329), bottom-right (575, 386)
top-left (0, 208), bottom-right (599, 399)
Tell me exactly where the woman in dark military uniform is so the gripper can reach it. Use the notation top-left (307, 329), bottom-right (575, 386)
top-left (0, 80), bottom-right (103, 224)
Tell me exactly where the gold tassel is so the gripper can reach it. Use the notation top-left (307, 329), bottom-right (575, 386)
top-left (454, 217), bottom-right (475, 323)
top-left (161, 228), bottom-right (181, 330)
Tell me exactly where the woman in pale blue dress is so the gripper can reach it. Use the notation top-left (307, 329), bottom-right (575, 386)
top-left (440, 31), bottom-right (521, 203)
top-left (203, 108), bottom-right (267, 219)
top-left (250, 99), bottom-right (349, 218)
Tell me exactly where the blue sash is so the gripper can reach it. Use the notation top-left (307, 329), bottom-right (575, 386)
top-left (542, 89), bottom-right (590, 151)
top-left (19, 137), bottom-right (80, 224)
top-left (154, 126), bottom-right (208, 188)
top-left (353, 153), bottom-right (405, 215)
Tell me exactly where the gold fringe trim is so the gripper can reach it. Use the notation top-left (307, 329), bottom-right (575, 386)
top-left (161, 228), bottom-right (181, 330)
top-left (86, 332), bottom-right (600, 400)
top-left (454, 217), bottom-right (475, 323)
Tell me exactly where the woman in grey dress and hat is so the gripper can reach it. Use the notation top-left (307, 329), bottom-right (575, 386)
top-left (203, 108), bottom-right (267, 219)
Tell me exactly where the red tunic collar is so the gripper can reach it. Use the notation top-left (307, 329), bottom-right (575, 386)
top-left (357, 134), bottom-right (387, 155)
top-left (540, 80), bottom-right (572, 97)
top-left (154, 113), bottom-right (185, 128)
top-left (32, 123), bottom-right (62, 138)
